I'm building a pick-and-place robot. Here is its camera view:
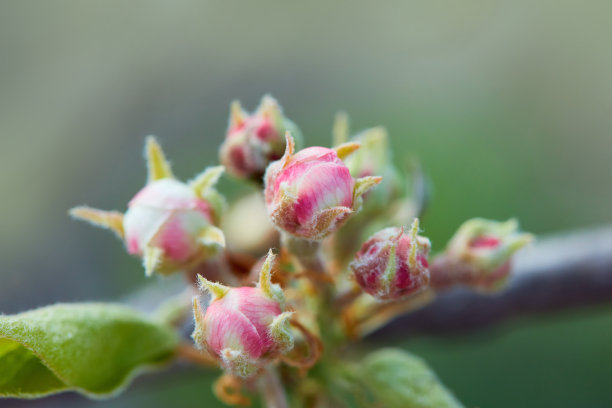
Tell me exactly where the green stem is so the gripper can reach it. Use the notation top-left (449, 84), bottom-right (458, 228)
top-left (281, 234), bottom-right (326, 274)
top-left (282, 234), bottom-right (344, 347)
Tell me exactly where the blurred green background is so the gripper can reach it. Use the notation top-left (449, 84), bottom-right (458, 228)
top-left (1, 0), bottom-right (611, 407)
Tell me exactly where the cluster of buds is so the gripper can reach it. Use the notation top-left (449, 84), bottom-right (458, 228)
top-left (430, 218), bottom-right (534, 292)
top-left (264, 133), bottom-right (381, 240)
top-left (69, 95), bottom-right (533, 406)
top-left (192, 251), bottom-right (293, 378)
top-left (330, 113), bottom-right (427, 266)
top-left (219, 95), bottom-right (302, 181)
top-left (350, 219), bottom-right (431, 301)
top-left (70, 137), bottom-right (226, 276)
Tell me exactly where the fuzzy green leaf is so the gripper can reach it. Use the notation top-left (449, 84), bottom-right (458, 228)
top-left (358, 348), bottom-right (464, 408)
top-left (0, 303), bottom-right (179, 399)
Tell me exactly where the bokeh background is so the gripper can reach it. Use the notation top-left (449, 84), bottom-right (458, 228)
top-left (1, 1), bottom-right (611, 407)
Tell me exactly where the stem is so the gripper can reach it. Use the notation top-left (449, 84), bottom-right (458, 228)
top-left (175, 342), bottom-right (218, 366)
top-left (281, 234), bottom-right (333, 304)
top-left (259, 366), bottom-right (289, 408)
top-left (281, 234), bottom-right (327, 275)
top-left (281, 234), bottom-right (338, 344)
top-left (334, 286), bottom-right (363, 310)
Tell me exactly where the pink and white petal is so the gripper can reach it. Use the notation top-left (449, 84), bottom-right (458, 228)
top-left (205, 301), bottom-right (264, 360)
top-left (129, 179), bottom-right (199, 211)
top-left (232, 288), bottom-right (282, 351)
top-left (293, 163), bottom-right (354, 225)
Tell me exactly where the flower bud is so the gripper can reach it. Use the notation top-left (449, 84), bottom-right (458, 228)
top-left (70, 137), bottom-right (226, 276)
top-left (350, 219), bottom-right (431, 301)
top-left (333, 113), bottom-right (403, 215)
top-left (219, 95), bottom-right (302, 181)
top-left (192, 251), bottom-right (293, 378)
top-left (431, 218), bottom-right (533, 292)
top-left (264, 133), bottom-right (382, 240)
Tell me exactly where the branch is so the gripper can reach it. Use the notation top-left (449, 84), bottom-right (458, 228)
top-left (375, 225), bottom-right (612, 337)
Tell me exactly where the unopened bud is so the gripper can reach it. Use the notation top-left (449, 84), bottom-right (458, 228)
top-left (70, 137), bottom-right (226, 276)
top-left (340, 124), bottom-right (403, 214)
top-left (219, 95), bottom-right (302, 181)
top-left (192, 251), bottom-right (293, 378)
top-left (350, 220), bottom-right (431, 301)
top-left (264, 133), bottom-right (381, 240)
top-left (431, 218), bottom-right (534, 292)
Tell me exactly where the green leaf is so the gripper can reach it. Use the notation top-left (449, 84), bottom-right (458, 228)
top-left (357, 348), bottom-right (464, 408)
top-left (0, 303), bottom-right (179, 399)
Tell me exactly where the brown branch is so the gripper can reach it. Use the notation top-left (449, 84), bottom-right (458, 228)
top-left (124, 226), bottom-right (612, 338)
top-left (374, 225), bottom-right (612, 337)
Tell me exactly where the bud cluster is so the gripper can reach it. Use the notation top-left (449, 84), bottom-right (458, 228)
top-left (69, 95), bottom-right (532, 404)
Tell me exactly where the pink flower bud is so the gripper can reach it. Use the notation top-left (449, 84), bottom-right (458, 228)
top-left (264, 133), bottom-right (382, 240)
top-left (219, 95), bottom-right (302, 180)
top-left (123, 178), bottom-right (222, 268)
top-left (350, 220), bottom-right (431, 301)
top-left (70, 137), bottom-right (226, 276)
top-left (192, 251), bottom-right (293, 378)
top-left (431, 218), bottom-right (534, 292)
